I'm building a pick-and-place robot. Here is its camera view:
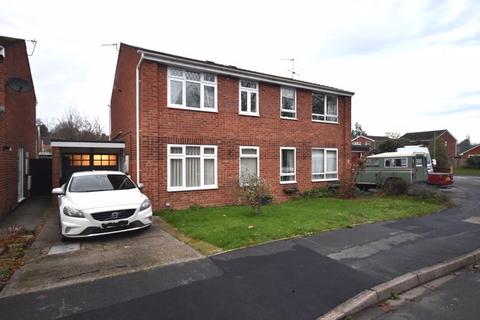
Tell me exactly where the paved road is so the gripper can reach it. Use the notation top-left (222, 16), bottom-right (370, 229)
top-left (357, 267), bottom-right (480, 320)
top-left (1, 176), bottom-right (479, 319)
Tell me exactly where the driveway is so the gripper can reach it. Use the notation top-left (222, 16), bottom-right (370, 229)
top-left (0, 205), bottom-right (204, 297)
top-left (1, 177), bottom-right (479, 319)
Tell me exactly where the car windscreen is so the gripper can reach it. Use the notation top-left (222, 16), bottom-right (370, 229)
top-left (69, 174), bottom-right (136, 193)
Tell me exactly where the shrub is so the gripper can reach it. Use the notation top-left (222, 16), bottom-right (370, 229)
top-left (382, 178), bottom-right (408, 196)
top-left (297, 187), bottom-right (332, 199)
top-left (407, 183), bottom-right (450, 203)
top-left (465, 156), bottom-right (480, 169)
top-left (235, 175), bottom-right (272, 215)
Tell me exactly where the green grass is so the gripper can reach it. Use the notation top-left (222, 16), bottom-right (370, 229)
top-left (454, 167), bottom-right (480, 176)
top-left (158, 196), bottom-right (446, 250)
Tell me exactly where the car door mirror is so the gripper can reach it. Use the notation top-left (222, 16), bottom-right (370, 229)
top-left (137, 183), bottom-right (144, 190)
top-left (52, 187), bottom-right (65, 195)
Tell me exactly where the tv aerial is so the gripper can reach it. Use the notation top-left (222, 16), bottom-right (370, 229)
top-left (281, 58), bottom-right (301, 79)
top-left (101, 43), bottom-right (119, 51)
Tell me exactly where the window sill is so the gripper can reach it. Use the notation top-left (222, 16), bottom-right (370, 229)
top-left (280, 116), bottom-right (298, 121)
top-left (312, 178), bottom-right (339, 182)
top-left (280, 180), bottom-right (297, 185)
top-left (239, 112), bottom-right (260, 117)
top-left (168, 105), bottom-right (218, 113)
top-left (167, 185), bottom-right (218, 192)
top-left (312, 119), bottom-right (339, 124)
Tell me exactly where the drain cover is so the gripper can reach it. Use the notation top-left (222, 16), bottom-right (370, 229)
top-left (48, 243), bottom-right (80, 255)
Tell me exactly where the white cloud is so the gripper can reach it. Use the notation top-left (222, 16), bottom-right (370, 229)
top-left (1, 0), bottom-right (479, 141)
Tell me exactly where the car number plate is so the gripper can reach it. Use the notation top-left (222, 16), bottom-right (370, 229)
top-left (101, 220), bottom-right (128, 229)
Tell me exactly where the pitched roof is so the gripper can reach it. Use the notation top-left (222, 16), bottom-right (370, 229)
top-left (401, 130), bottom-right (449, 142)
top-left (366, 135), bottom-right (388, 141)
top-left (123, 43), bottom-right (354, 97)
top-left (459, 144), bottom-right (480, 156)
top-left (0, 35), bottom-right (24, 45)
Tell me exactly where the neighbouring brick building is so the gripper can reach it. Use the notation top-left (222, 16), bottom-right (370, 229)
top-left (351, 135), bottom-right (388, 151)
top-left (401, 130), bottom-right (457, 165)
top-left (0, 36), bottom-right (37, 219)
top-left (110, 43), bottom-right (354, 210)
top-left (458, 145), bottom-right (480, 162)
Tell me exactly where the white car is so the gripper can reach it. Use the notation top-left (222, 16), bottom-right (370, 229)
top-left (52, 171), bottom-right (153, 240)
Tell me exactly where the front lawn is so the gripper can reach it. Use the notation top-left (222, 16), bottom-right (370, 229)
top-left (454, 167), bottom-right (480, 176)
top-left (158, 196), bottom-right (446, 250)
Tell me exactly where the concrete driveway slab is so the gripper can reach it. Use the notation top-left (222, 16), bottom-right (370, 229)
top-left (1, 214), bottom-right (204, 297)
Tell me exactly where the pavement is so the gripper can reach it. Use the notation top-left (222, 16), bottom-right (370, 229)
top-left (354, 265), bottom-right (480, 319)
top-left (0, 176), bottom-right (479, 319)
top-left (0, 196), bottom-right (51, 231)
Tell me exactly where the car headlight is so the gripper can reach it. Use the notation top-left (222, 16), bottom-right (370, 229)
top-left (140, 199), bottom-right (151, 211)
top-left (63, 206), bottom-right (85, 218)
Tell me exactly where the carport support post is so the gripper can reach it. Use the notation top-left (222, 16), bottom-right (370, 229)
top-left (51, 146), bottom-right (61, 205)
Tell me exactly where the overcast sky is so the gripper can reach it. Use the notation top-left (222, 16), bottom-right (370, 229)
top-left (2, 0), bottom-right (479, 142)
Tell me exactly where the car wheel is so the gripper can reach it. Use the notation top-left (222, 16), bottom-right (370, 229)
top-left (60, 233), bottom-right (70, 242)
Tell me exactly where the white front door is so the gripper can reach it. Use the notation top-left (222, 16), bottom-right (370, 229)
top-left (18, 147), bottom-right (25, 202)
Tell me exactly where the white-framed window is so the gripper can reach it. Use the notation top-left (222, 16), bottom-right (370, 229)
top-left (312, 148), bottom-right (338, 181)
top-left (239, 80), bottom-right (259, 116)
top-left (384, 158), bottom-right (408, 168)
top-left (352, 142), bottom-right (361, 145)
top-left (167, 144), bottom-right (217, 191)
top-left (280, 87), bottom-right (296, 119)
top-left (168, 67), bottom-right (217, 112)
top-left (312, 93), bottom-right (338, 123)
top-left (239, 146), bottom-right (260, 185)
top-left (280, 147), bottom-right (296, 183)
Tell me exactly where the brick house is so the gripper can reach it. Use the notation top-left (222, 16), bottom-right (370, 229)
top-left (110, 43), bottom-right (354, 210)
top-left (401, 130), bottom-right (457, 165)
top-left (351, 135), bottom-right (388, 151)
top-left (458, 145), bottom-right (480, 162)
top-left (0, 36), bottom-right (37, 218)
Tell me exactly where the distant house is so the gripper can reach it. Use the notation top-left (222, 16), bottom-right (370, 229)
top-left (401, 130), bottom-right (457, 164)
top-left (457, 138), bottom-right (472, 156)
top-left (458, 144), bottom-right (480, 162)
top-left (0, 35), bottom-right (37, 218)
top-left (351, 144), bottom-right (371, 163)
top-left (351, 135), bottom-right (388, 150)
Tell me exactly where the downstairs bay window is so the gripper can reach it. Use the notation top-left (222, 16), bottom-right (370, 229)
top-left (167, 145), bottom-right (217, 191)
top-left (312, 148), bottom-right (338, 181)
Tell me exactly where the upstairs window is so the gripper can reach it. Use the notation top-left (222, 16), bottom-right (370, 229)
top-left (239, 80), bottom-right (259, 116)
top-left (168, 68), bottom-right (217, 112)
top-left (281, 87), bottom-right (296, 119)
top-left (312, 93), bottom-right (338, 123)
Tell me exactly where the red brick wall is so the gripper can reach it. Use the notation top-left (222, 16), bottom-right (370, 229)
top-left (461, 145), bottom-right (480, 160)
top-left (112, 46), bottom-right (352, 210)
top-left (110, 45), bottom-right (138, 182)
top-left (438, 132), bottom-right (457, 163)
top-left (0, 39), bottom-right (37, 218)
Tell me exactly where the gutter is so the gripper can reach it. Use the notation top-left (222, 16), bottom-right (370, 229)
top-left (135, 51), bottom-right (144, 184)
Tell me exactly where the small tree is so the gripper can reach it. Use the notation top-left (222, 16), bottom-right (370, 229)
top-left (337, 154), bottom-right (367, 198)
top-left (351, 122), bottom-right (367, 138)
top-left (377, 138), bottom-right (407, 153)
top-left (428, 138), bottom-right (449, 168)
top-left (48, 107), bottom-right (108, 141)
top-left (236, 175), bottom-right (272, 215)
